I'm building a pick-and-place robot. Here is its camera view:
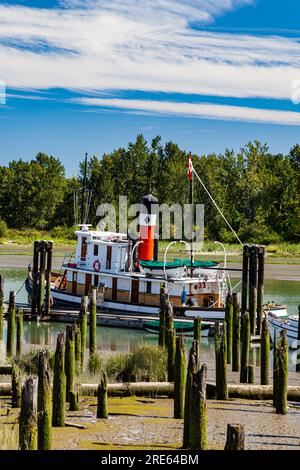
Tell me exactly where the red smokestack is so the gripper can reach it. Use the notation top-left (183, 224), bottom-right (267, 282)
top-left (137, 194), bottom-right (158, 262)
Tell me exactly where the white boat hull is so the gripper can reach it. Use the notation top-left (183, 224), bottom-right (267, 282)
top-left (268, 313), bottom-right (299, 349)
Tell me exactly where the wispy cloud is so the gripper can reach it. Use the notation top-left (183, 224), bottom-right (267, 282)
top-left (73, 97), bottom-right (300, 126)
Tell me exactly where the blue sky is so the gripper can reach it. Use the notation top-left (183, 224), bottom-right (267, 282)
top-left (0, 0), bottom-right (300, 175)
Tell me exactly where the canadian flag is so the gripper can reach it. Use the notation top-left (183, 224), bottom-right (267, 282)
top-left (188, 153), bottom-right (193, 180)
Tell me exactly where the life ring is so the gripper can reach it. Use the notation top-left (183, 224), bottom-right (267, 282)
top-left (93, 259), bottom-right (101, 272)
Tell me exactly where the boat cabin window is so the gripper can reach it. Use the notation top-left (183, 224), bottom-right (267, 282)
top-left (94, 274), bottom-right (99, 287)
top-left (106, 245), bottom-right (112, 270)
top-left (81, 237), bottom-right (87, 261)
top-left (146, 281), bottom-right (151, 294)
top-left (94, 244), bottom-right (98, 257)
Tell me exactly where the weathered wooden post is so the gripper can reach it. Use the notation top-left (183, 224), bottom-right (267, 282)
top-left (296, 305), bottom-right (300, 373)
top-left (174, 335), bottom-right (186, 419)
top-left (247, 365), bottom-right (255, 384)
top-left (37, 240), bottom-right (46, 317)
top-left (256, 245), bottom-right (265, 335)
top-left (6, 291), bottom-right (16, 357)
top-left (12, 363), bottom-right (21, 408)
top-left (232, 293), bottom-right (240, 372)
top-left (37, 350), bottom-right (52, 450)
top-left (45, 241), bottom-right (53, 316)
top-left (225, 293), bottom-right (233, 364)
top-left (194, 317), bottom-right (201, 367)
top-left (158, 287), bottom-right (168, 349)
top-left (190, 364), bottom-right (207, 450)
top-left (0, 275), bottom-right (3, 340)
top-left (167, 327), bottom-right (176, 382)
top-left (19, 376), bottom-right (38, 450)
top-left (16, 308), bottom-right (23, 357)
top-left (261, 316), bottom-right (270, 385)
top-left (183, 341), bottom-right (198, 448)
top-left (97, 372), bottom-right (108, 419)
top-left (240, 313), bottom-right (250, 383)
top-left (65, 324), bottom-right (76, 402)
top-left (52, 331), bottom-right (66, 427)
top-left (79, 296), bottom-right (88, 368)
top-left (248, 245), bottom-right (258, 336)
top-left (69, 390), bottom-right (80, 411)
top-left (275, 331), bottom-right (288, 415)
top-left (75, 324), bottom-right (81, 368)
top-left (31, 240), bottom-right (40, 316)
top-left (224, 424), bottom-right (245, 450)
top-left (241, 244), bottom-right (249, 316)
top-left (272, 331), bottom-right (278, 408)
top-left (215, 324), bottom-right (228, 400)
top-left (89, 287), bottom-right (97, 356)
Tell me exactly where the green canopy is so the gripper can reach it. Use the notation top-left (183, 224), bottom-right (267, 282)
top-left (139, 259), bottom-right (218, 270)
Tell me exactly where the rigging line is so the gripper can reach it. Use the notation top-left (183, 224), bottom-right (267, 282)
top-left (192, 165), bottom-right (243, 246)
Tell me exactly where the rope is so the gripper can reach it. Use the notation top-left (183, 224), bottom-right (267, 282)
top-left (192, 164), bottom-right (243, 246)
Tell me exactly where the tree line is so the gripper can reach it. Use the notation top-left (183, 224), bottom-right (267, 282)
top-left (0, 135), bottom-right (299, 244)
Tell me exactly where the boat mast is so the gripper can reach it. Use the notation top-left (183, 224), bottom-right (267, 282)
top-left (188, 152), bottom-right (194, 276)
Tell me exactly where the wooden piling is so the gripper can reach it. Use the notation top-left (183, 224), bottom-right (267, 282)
top-left (183, 341), bottom-right (198, 448)
top-left (0, 275), bottom-right (3, 340)
top-left (65, 324), bottom-right (76, 402)
top-left (89, 287), bottom-right (97, 356)
top-left (69, 390), bottom-right (80, 411)
top-left (256, 245), bottom-right (265, 335)
top-left (190, 364), bottom-right (207, 451)
top-left (260, 316), bottom-right (270, 385)
top-left (174, 336), bottom-right (186, 419)
top-left (52, 331), bottom-right (66, 427)
top-left (37, 350), bottom-right (52, 450)
top-left (45, 241), bottom-right (53, 316)
top-left (31, 240), bottom-right (40, 316)
top-left (79, 296), bottom-right (88, 368)
top-left (19, 377), bottom-right (38, 450)
top-left (240, 313), bottom-right (250, 383)
top-left (225, 293), bottom-right (233, 364)
top-left (6, 291), bottom-right (16, 357)
top-left (248, 245), bottom-right (258, 336)
top-left (37, 240), bottom-right (46, 317)
top-left (16, 307), bottom-right (23, 357)
top-left (275, 331), bottom-right (288, 415)
top-left (159, 287), bottom-right (167, 348)
top-left (232, 293), bottom-right (240, 372)
top-left (11, 363), bottom-right (21, 408)
top-left (272, 331), bottom-right (278, 408)
top-left (215, 324), bottom-right (228, 400)
top-left (193, 317), bottom-right (201, 367)
top-left (167, 327), bottom-right (176, 382)
top-left (241, 244), bottom-right (249, 316)
top-left (247, 365), bottom-right (255, 384)
top-left (75, 323), bottom-right (81, 367)
top-left (97, 372), bottom-right (108, 419)
top-left (224, 424), bottom-right (245, 450)
top-left (297, 305), bottom-right (300, 373)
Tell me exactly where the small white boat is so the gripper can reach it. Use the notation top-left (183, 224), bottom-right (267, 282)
top-left (268, 312), bottom-right (299, 349)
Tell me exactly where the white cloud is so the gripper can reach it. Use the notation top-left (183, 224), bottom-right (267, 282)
top-left (73, 97), bottom-right (300, 126)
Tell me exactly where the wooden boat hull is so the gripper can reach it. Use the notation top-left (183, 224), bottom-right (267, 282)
top-left (143, 320), bottom-right (210, 337)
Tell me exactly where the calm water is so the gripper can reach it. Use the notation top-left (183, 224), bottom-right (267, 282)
top-left (0, 268), bottom-right (299, 369)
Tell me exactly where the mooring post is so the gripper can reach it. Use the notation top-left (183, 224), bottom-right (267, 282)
top-left (16, 307), bottom-right (23, 357)
top-left (69, 390), bottom-right (80, 412)
top-left (6, 291), bottom-right (16, 357)
top-left (232, 293), bottom-right (240, 372)
top-left (224, 424), bottom-right (245, 450)
top-left (194, 317), bottom-right (201, 367)
top-left (65, 324), bottom-right (76, 402)
top-left (79, 296), bottom-right (88, 368)
top-left (97, 372), bottom-right (108, 419)
top-left (297, 305), bottom-right (300, 373)
top-left (11, 363), bottom-right (21, 408)
top-left (183, 341), bottom-right (198, 448)
top-left (260, 316), bottom-right (270, 385)
top-left (159, 286), bottom-right (167, 348)
top-left (31, 240), bottom-right (40, 317)
top-left (216, 324), bottom-right (228, 400)
top-left (89, 287), bottom-right (97, 356)
top-left (247, 365), bottom-right (255, 384)
top-left (52, 331), bottom-right (66, 427)
top-left (225, 293), bottom-right (233, 365)
top-left (75, 323), bottom-right (81, 368)
top-left (256, 245), bottom-right (265, 335)
top-left (19, 376), bottom-right (38, 450)
top-left (248, 245), bottom-right (258, 336)
top-left (240, 312), bottom-right (250, 383)
top-left (272, 330), bottom-right (278, 408)
top-left (174, 335), bottom-right (186, 419)
top-left (190, 364), bottom-right (207, 451)
top-left (275, 331), bottom-right (288, 415)
top-left (45, 241), bottom-right (53, 316)
top-left (241, 244), bottom-right (249, 316)
top-left (37, 350), bottom-right (52, 450)
top-left (37, 240), bottom-right (46, 317)
top-left (167, 327), bottom-right (176, 382)
top-left (0, 275), bottom-right (3, 340)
